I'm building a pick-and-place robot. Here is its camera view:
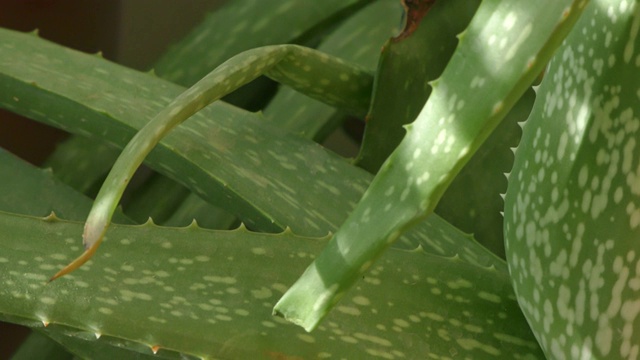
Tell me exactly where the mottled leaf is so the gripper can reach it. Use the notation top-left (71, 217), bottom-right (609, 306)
top-left (0, 212), bottom-right (543, 359)
top-left (276, 0), bottom-right (588, 331)
top-left (504, 1), bottom-right (640, 358)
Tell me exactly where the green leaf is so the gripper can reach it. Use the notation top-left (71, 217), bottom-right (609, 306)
top-left (357, 0), bottom-right (480, 172)
top-left (0, 28), bottom-right (503, 270)
top-left (436, 89), bottom-right (535, 258)
top-left (73, 44), bottom-right (372, 276)
top-left (264, 0), bottom-right (402, 139)
top-left (0, 211), bottom-right (543, 359)
top-left (504, 1), bottom-right (640, 358)
top-left (275, 0), bottom-right (589, 331)
top-left (0, 148), bottom-right (128, 224)
top-left (43, 135), bottom-right (119, 196)
top-left (10, 331), bottom-right (72, 360)
top-left (154, 0), bottom-right (373, 86)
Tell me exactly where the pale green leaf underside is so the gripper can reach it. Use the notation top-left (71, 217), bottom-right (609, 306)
top-left (275, 0), bottom-right (588, 331)
top-left (0, 28), bottom-right (504, 270)
top-left (0, 211), bottom-right (542, 359)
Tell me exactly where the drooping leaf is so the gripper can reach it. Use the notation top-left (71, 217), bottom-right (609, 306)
top-left (504, 1), bottom-right (640, 358)
top-left (275, 0), bottom-right (589, 331)
top-left (58, 43), bottom-right (373, 279)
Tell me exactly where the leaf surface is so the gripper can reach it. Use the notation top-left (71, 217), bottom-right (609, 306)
top-left (275, 0), bottom-right (589, 331)
top-left (0, 211), bottom-right (542, 359)
top-left (0, 28), bottom-right (502, 269)
top-left (504, 1), bottom-right (640, 358)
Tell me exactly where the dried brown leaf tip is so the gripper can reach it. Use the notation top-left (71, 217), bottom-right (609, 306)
top-left (394, 0), bottom-right (437, 42)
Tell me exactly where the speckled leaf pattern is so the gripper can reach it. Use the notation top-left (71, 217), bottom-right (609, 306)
top-left (154, 0), bottom-right (373, 86)
top-left (0, 146), bottom-right (534, 358)
top-left (275, 0), bottom-right (589, 331)
top-left (504, 1), bottom-right (640, 358)
top-left (264, 0), bottom-right (402, 139)
top-left (0, 29), bottom-right (503, 269)
top-left (0, 212), bottom-right (543, 359)
top-left (358, 0), bottom-right (534, 258)
top-left (357, 0), bottom-right (480, 173)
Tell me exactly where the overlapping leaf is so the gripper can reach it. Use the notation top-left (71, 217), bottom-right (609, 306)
top-left (0, 28), bottom-right (503, 269)
top-left (275, 0), bottom-right (588, 331)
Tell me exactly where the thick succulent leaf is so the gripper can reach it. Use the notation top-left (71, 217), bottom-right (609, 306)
top-left (0, 148), bottom-right (128, 224)
top-left (10, 331), bottom-right (72, 360)
top-left (43, 135), bottom-right (119, 196)
top-left (0, 211), bottom-right (543, 359)
top-left (0, 28), bottom-right (503, 271)
top-left (264, 0), bottom-right (402, 139)
top-left (504, 1), bottom-right (640, 358)
top-left (275, 0), bottom-right (588, 331)
top-left (436, 89), bottom-right (535, 258)
top-left (72, 44), bottom-right (372, 276)
top-left (154, 0), bottom-right (373, 86)
top-left (40, 327), bottom-right (164, 360)
top-left (0, 148), bottom-right (141, 358)
top-left (162, 193), bottom-right (237, 230)
top-left (122, 174), bottom-right (190, 225)
top-left (0, 139), bottom-right (530, 359)
top-left (44, 117), bottom-right (235, 231)
top-left (357, 0), bottom-right (480, 172)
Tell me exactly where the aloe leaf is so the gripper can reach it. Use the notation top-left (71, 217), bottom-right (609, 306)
top-left (163, 193), bottom-right (237, 230)
top-left (0, 134), bottom-right (533, 358)
top-left (39, 328), bottom-right (165, 360)
top-left (121, 174), bottom-right (190, 225)
top-left (0, 28), bottom-right (503, 271)
top-left (0, 148), bottom-right (140, 357)
top-left (264, 0), bottom-right (402, 139)
top-left (275, 0), bottom-right (589, 331)
top-left (357, 0), bottom-right (480, 172)
top-left (154, 0), bottom-right (373, 86)
top-left (62, 44), bottom-right (372, 279)
top-left (0, 148), bottom-right (129, 224)
top-left (43, 135), bottom-right (119, 196)
top-left (436, 88), bottom-right (535, 258)
top-left (0, 211), bottom-right (543, 359)
top-left (504, 1), bottom-right (640, 358)
top-left (10, 331), bottom-right (72, 360)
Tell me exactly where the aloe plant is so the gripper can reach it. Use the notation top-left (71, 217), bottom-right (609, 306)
top-left (0, 0), bottom-right (637, 359)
